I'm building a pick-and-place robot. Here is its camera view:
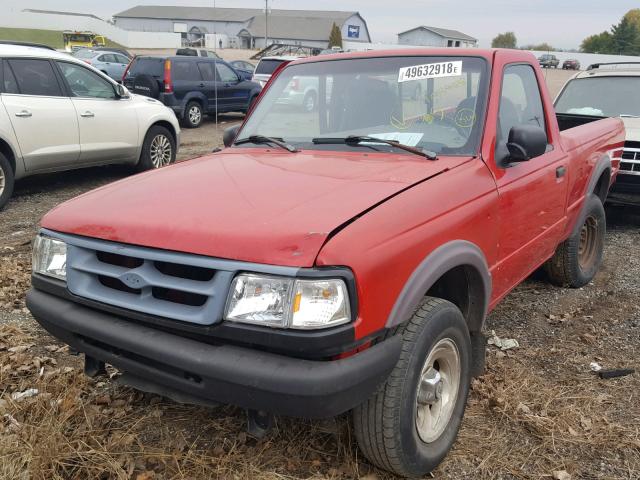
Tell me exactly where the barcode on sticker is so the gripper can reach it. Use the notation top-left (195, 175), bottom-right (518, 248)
top-left (398, 61), bottom-right (463, 83)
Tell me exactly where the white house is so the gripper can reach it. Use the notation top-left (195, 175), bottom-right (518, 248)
top-left (398, 26), bottom-right (477, 48)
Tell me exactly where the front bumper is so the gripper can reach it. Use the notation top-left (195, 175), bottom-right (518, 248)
top-left (27, 288), bottom-right (401, 418)
top-left (609, 172), bottom-right (640, 204)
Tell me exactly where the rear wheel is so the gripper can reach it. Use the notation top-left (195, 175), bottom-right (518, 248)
top-left (182, 101), bottom-right (203, 128)
top-left (0, 152), bottom-right (15, 211)
top-left (353, 298), bottom-right (471, 477)
top-left (302, 91), bottom-right (317, 112)
top-left (137, 126), bottom-right (176, 172)
top-left (544, 194), bottom-right (606, 287)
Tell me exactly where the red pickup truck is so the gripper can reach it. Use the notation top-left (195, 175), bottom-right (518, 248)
top-left (27, 49), bottom-right (624, 477)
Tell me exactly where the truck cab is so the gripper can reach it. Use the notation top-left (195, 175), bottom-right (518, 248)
top-left (27, 49), bottom-right (624, 477)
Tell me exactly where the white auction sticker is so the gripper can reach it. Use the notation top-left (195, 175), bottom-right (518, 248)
top-left (398, 61), bottom-right (463, 83)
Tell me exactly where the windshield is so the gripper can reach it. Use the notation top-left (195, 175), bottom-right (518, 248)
top-left (255, 59), bottom-right (288, 75)
top-left (555, 77), bottom-right (640, 117)
top-left (237, 56), bottom-right (488, 155)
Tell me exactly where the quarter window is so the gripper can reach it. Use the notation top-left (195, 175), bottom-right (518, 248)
top-left (7, 59), bottom-right (62, 96)
top-left (173, 61), bottom-right (202, 81)
top-left (497, 64), bottom-right (547, 146)
top-left (57, 62), bottom-right (116, 99)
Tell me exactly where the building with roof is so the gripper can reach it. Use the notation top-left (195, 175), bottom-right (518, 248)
top-left (397, 26), bottom-right (477, 48)
top-left (113, 6), bottom-right (371, 49)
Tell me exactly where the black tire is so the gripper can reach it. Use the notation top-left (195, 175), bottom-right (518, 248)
top-left (182, 101), bottom-right (203, 128)
top-left (353, 298), bottom-right (472, 477)
top-left (137, 125), bottom-right (176, 172)
top-left (0, 152), bottom-right (15, 211)
top-left (302, 91), bottom-right (317, 112)
top-left (544, 194), bottom-right (606, 288)
top-left (132, 74), bottom-right (160, 99)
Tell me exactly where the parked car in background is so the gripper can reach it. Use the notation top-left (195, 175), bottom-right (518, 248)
top-left (176, 48), bottom-right (221, 59)
top-left (90, 46), bottom-right (132, 59)
top-left (538, 54), bottom-right (559, 68)
top-left (27, 49), bottom-right (624, 478)
top-left (229, 60), bottom-right (255, 80)
top-left (72, 49), bottom-right (131, 81)
top-left (0, 43), bottom-right (180, 210)
top-left (562, 58), bottom-right (580, 70)
top-left (123, 55), bottom-right (261, 128)
top-left (555, 62), bottom-right (640, 203)
top-left (251, 56), bottom-right (299, 87)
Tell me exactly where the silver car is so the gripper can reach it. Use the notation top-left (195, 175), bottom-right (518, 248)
top-left (72, 50), bottom-right (130, 82)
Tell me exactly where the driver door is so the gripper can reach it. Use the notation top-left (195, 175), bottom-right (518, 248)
top-left (55, 61), bottom-right (139, 164)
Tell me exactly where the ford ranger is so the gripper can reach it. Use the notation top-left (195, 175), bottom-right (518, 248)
top-left (27, 49), bottom-right (624, 477)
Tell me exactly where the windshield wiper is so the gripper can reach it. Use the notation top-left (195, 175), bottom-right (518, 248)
top-left (234, 135), bottom-right (299, 153)
top-left (312, 135), bottom-right (437, 160)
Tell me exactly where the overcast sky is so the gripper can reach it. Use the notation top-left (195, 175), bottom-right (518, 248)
top-left (8, 0), bottom-right (639, 49)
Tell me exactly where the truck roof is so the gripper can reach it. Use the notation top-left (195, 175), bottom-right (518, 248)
top-left (290, 47), bottom-right (528, 65)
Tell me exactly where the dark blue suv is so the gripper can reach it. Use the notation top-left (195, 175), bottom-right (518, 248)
top-left (123, 56), bottom-right (262, 128)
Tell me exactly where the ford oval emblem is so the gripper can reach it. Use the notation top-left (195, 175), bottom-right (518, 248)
top-left (120, 272), bottom-right (146, 289)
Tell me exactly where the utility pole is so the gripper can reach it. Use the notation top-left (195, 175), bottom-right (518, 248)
top-left (265, 0), bottom-right (269, 48)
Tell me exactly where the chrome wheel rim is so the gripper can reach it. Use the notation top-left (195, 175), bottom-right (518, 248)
top-left (150, 134), bottom-right (172, 168)
top-left (416, 338), bottom-right (461, 443)
top-left (0, 165), bottom-right (5, 196)
top-left (188, 105), bottom-right (201, 125)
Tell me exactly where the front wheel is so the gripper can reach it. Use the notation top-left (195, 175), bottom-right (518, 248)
top-left (0, 152), bottom-right (15, 211)
top-left (353, 298), bottom-right (471, 477)
top-left (544, 194), bottom-right (606, 287)
top-left (137, 126), bottom-right (176, 172)
top-left (182, 101), bottom-right (203, 128)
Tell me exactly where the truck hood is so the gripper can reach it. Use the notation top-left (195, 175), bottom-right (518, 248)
top-left (42, 148), bottom-right (460, 267)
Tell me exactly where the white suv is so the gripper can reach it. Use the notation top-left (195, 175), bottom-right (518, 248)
top-left (0, 43), bottom-right (181, 210)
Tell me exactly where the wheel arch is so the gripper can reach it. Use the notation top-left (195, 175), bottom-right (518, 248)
top-left (385, 240), bottom-right (491, 333)
top-left (147, 120), bottom-right (177, 144)
top-left (588, 154), bottom-right (611, 204)
top-left (0, 137), bottom-right (17, 176)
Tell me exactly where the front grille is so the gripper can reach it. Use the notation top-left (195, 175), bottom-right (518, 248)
top-left (47, 231), bottom-right (299, 326)
top-left (620, 142), bottom-right (640, 176)
top-left (65, 238), bottom-right (237, 325)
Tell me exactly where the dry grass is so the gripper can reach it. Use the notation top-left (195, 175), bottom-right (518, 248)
top-left (1, 309), bottom-right (638, 480)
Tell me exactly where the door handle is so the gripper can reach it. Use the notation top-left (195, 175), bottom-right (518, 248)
top-left (15, 110), bottom-right (32, 118)
top-left (199, 82), bottom-right (205, 87)
top-left (556, 166), bottom-right (566, 178)
top-left (80, 111), bottom-right (95, 118)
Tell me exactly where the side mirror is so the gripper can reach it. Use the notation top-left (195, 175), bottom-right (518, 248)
top-left (223, 125), bottom-right (240, 147)
top-left (115, 84), bottom-right (129, 99)
top-left (506, 124), bottom-right (547, 162)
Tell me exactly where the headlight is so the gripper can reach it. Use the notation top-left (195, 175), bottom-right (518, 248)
top-left (32, 235), bottom-right (67, 281)
top-left (225, 274), bottom-right (351, 330)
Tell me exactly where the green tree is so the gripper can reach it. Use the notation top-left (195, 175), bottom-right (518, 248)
top-left (328, 22), bottom-right (343, 48)
top-left (581, 31), bottom-right (613, 53)
top-left (491, 32), bottom-right (517, 49)
top-left (611, 15), bottom-right (639, 55)
top-left (522, 42), bottom-right (555, 51)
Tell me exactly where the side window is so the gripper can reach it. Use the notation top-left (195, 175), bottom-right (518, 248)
top-left (7, 59), bottom-right (62, 96)
top-left (216, 63), bottom-right (239, 83)
top-left (115, 55), bottom-right (130, 65)
top-left (2, 61), bottom-right (19, 94)
top-left (197, 62), bottom-right (215, 81)
top-left (173, 60), bottom-right (202, 81)
top-left (57, 62), bottom-right (116, 99)
top-left (497, 64), bottom-right (547, 146)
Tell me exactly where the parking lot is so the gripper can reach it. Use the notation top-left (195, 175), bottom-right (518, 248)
top-left (1, 65), bottom-right (639, 480)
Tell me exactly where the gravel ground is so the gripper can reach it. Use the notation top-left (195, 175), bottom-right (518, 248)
top-left (1, 67), bottom-right (638, 479)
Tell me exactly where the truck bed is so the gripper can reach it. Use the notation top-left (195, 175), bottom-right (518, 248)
top-left (556, 112), bottom-right (606, 132)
